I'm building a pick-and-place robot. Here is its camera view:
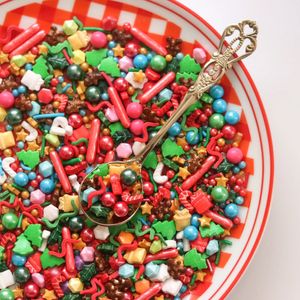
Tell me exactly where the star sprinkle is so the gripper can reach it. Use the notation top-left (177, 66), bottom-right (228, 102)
top-left (199, 216), bottom-right (211, 227)
top-left (15, 129), bottom-right (28, 141)
top-left (38, 44), bottom-right (48, 55)
top-left (178, 167), bottom-right (191, 180)
top-left (24, 52), bottom-right (36, 63)
top-left (133, 70), bottom-right (146, 83)
top-left (138, 238), bottom-right (151, 250)
top-left (13, 287), bottom-right (24, 298)
top-left (176, 137), bottom-right (187, 148)
top-left (215, 174), bottom-right (229, 187)
top-left (195, 146), bottom-right (207, 156)
top-left (141, 202), bottom-right (153, 215)
top-left (27, 140), bottom-right (40, 151)
top-left (125, 71), bottom-right (147, 89)
top-left (195, 270), bottom-right (207, 282)
top-left (43, 289), bottom-right (57, 300)
top-left (0, 51), bottom-right (9, 64)
top-left (72, 238), bottom-right (86, 250)
top-left (221, 229), bottom-right (231, 237)
top-left (112, 44), bottom-right (125, 57)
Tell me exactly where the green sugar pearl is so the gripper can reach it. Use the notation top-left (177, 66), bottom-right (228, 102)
top-left (211, 186), bottom-right (229, 203)
top-left (209, 113), bottom-right (225, 129)
top-left (0, 288), bottom-right (15, 300)
top-left (2, 212), bottom-right (18, 230)
top-left (150, 55), bottom-right (167, 72)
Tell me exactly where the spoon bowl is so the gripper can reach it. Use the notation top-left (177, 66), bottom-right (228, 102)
top-left (79, 160), bottom-right (143, 226)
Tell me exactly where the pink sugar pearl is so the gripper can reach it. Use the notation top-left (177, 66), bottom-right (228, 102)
top-left (226, 147), bottom-right (243, 164)
top-left (126, 102), bottom-right (143, 119)
top-left (130, 119), bottom-right (144, 135)
top-left (0, 91), bottom-right (15, 108)
top-left (90, 31), bottom-right (107, 48)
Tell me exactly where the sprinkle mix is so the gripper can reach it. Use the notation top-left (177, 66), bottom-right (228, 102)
top-left (0, 15), bottom-right (248, 300)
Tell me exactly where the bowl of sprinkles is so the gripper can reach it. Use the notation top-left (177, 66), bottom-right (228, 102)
top-left (0, 1), bottom-right (273, 300)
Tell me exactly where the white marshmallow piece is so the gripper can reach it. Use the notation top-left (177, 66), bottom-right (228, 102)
top-left (162, 277), bottom-right (183, 296)
top-left (151, 264), bottom-right (170, 282)
top-left (2, 157), bottom-right (16, 178)
top-left (132, 141), bottom-right (146, 156)
top-left (43, 204), bottom-right (59, 221)
top-left (162, 240), bottom-right (177, 249)
top-left (21, 70), bottom-right (44, 91)
top-left (50, 117), bottom-right (73, 136)
top-left (93, 225), bottom-right (110, 240)
top-left (38, 230), bottom-right (51, 252)
top-left (183, 238), bottom-right (191, 252)
top-left (68, 175), bottom-right (81, 193)
top-left (0, 270), bottom-right (15, 289)
top-left (153, 162), bottom-right (168, 184)
top-left (21, 121), bottom-right (38, 141)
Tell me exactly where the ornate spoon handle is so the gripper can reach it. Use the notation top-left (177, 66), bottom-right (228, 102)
top-left (136, 20), bottom-right (258, 163)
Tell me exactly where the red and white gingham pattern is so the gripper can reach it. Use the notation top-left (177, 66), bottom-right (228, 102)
top-left (0, 0), bottom-right (253, 297)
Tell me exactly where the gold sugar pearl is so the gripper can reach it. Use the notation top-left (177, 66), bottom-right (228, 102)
top-left (106, 34), bottom-right (113, 41)
top-left (78, 154), bottom-right (84, 160)
top-left (89, 114), bottom-right (95, 121)
top-left (127, 86), bottom-right (135, 95)
top-left (31, 209), bottom-right (39, 217)
top-left (81, 62), bottom-right (89, 72)
top-left (52, 101), bottom-right (60, 109)
top-left (217, 138), bottom-right (225, 147)
top-left (166, 54), bottom-right (173, 62)
top-left (20, 69), bottom-right (26, 76)
top-left (140, 47), bottom-right (148, 54)
top-left (2, 183), bottom-right (8, 190)
top-left (102, 128), bottom-right (110, 136)
top-left (72, 233), bottom-right (79, 239)
top-left (29, 93), bottom-right (37, 101)
top-left (3, 149), bottom-right (12, 157)
top-left (83, 116), bottom-right (89, 123)
top-left (21, 191), bottom-right (29, 199)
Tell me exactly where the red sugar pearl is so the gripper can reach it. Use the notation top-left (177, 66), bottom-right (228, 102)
top-left (164, 181), bottom-right (172, 189)
top-left (233, 217), bottom-right (240, 225)
top-left (166, 170), bottom-right (175, 179)
top-left (80, 228), bottom-right (95, 243)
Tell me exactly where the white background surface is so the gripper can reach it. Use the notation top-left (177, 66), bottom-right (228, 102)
top-left (177, 0), bottom-right (300, 299)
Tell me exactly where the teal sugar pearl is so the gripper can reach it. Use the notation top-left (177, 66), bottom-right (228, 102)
top-left (186, 130), bottom-right (200, 145)
top-left (224, 203), bottom-right (239, 218)
top-left (225, 110), bottom-right (240, 125)
top-left (210, 84), bottom-right (224, 99)
top-left (133, 54), bottom-right (148, 69)
top-left (12, 254), bottom-right (27, 267)
top-left (168, 122), bottom-right (181, 137)
top-left (183, 225), bottom-right (198, 241)
top-left (14, 172), bottom-right (29, 187)
top-left (212, 99), bottom-right (227, 113)
top-left (40, 178), bottom-right (55, 194)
